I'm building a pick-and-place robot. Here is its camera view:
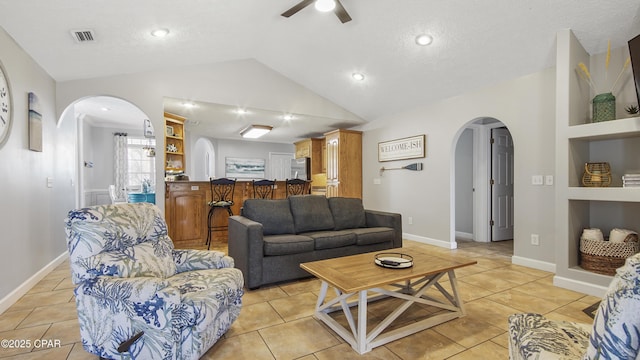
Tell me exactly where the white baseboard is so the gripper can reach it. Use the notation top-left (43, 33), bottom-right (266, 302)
top-left (0, 251), bottom-right (69, 315)
top-left (553, 275), bottom-right (608, 298)
top-left (511, 255), bottom-right (556, 273)
top-left (455, 231), bottom-right (474, 241)
top-left (404, 233), bottom-right (457, 249)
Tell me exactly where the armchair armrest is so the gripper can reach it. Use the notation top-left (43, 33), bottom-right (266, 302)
top-left (228, 215), bottom-right (264, 289)
top-left (365, 210), bottom-right (403, 248)
top-left (173, 249), bottom-right (234, 272)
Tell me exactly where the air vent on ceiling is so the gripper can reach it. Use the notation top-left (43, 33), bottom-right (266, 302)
top-left (70, 29), bottom-right (96, 43)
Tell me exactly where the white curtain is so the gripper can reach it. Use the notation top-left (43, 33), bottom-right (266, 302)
top-left (114, 132), bottom-right (128, 200)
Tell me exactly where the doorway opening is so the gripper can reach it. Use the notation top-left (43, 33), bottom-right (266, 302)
top-left (452, 118), bottom-right (514, 247)
top-left (60, 96), bottom-right (154, 208)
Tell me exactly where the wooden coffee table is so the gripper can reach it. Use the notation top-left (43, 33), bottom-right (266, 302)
top-left (300, 248), bottom-right (477, 354)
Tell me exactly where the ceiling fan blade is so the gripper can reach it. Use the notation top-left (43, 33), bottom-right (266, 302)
top-left (334, 0), bottom-right (352, 23)
top-left (281, 0), bottom-right (314, 18)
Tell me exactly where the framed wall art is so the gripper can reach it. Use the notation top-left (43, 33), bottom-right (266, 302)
top-left (378, 134), bottom-right (425, 162)
top-left (28, 92), bottom-right (42, 152)
top-left (225, 157), bottom-right (266, 179)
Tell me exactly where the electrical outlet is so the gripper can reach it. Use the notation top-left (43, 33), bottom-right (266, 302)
top-left (373, 178), bottom-right (381, 185)
top-left (408, 217), bottom-right (413, 225)
top-left (545, 175), bottom-right (554, 186)
top-left (531, 234), bottom-right (539, 246)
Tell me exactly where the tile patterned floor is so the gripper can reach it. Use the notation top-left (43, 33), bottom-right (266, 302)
top-left (0, 239), bottom-right (600, 359)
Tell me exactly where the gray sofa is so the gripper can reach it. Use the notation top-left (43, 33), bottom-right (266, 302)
top-left (228, 195), bottom-right (402, 289)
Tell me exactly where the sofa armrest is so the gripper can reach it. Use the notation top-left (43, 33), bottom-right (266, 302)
top-left (173, 249), bottom-right (234, 272)
top-left (228, 215), bottom-right (265, 289)
top-left (365, 210), bottom-right (403, 248)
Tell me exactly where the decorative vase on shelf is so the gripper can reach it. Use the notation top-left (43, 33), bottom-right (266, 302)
top-left (592, 92), bottom-right (616, 122)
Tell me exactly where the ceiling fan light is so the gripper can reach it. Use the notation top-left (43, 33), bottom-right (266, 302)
top-left (315, 0), bottom-right (336, 12)
top-left (241, 124), bottom-right (273, 139)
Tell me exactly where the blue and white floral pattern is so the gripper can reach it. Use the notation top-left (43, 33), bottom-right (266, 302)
top-left (508, 252), bottom-right (640, 360)
top-left (65, 203), bottom-right (244, 360)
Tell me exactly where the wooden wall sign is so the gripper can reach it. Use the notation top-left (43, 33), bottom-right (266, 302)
top-left (378, 134), bottom-right (426, 162)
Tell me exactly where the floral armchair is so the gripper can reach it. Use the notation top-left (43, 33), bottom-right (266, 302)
top-left (65, 203), bottom-right (244, 360)
top-left (508, 252), bottom-right (640, 359)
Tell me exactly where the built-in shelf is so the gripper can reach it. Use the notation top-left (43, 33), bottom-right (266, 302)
top-left (568, 187), bottom-right (640, 202)
top-left (567, 116), bottom-right (640, 140)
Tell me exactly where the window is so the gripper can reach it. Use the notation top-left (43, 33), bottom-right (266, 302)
top-left (127, 136), bottom-right (156, 190)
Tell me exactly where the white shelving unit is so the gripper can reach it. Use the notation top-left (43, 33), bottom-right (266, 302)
top-left (555, 30), bottom-right (640, 297)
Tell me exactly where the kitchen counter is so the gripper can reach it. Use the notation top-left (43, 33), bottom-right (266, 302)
top-left (164, 180), bottom-right (290, 248)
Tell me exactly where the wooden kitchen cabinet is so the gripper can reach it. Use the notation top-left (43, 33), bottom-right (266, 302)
top-left (294, 138), bottom-right (324, 175)
top-left (324, 129), bottom-right (362, 198)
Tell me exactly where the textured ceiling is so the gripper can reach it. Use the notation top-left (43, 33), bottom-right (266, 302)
top-left (1, 0), bottom-right (639, 138)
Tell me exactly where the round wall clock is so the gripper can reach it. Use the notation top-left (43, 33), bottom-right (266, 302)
top-left (0, 60), bottom-right (13, 148)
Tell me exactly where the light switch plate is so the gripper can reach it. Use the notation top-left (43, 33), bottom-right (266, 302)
top-left (545, 175), bottom-right (554, 186)
top-left (531, 175), bottom-right (543, 185)
top-left (46, 177), bottom-right (54, 188)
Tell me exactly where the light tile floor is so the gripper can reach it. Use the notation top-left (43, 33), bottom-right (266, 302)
top-left (0, 240), bottom-right (600, 359)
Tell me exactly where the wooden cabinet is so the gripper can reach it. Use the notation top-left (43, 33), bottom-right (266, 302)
top-left (165, 180), bottom-right (289, 248)
top-left (324, 129), bottom-right (362, 198)
top-left (294, 138), bottom-right (324, 175)
top-left (164, 112), bottom-right (186, 173)
top-left (165, 181), bottom-right (208, 249)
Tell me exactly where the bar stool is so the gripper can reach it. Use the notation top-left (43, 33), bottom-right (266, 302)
top-left (206, 178), bottom-right (236, 249)
top-left (252, 179), bottom-right (276, 199)
top-left (285, 178), bottom-right (310, 197)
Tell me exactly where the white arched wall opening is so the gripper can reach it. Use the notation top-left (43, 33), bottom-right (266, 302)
top-left (58, 95), bottom-right (153, 209)
top-left (450, 117), bottom-right (513, 246)
top-left (190, 137), bottom-right (216, 181)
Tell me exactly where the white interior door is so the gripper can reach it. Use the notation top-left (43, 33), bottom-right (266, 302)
top-left (269, 152), bottom-right (294, 180)
top-left (491, 127), bottom-right (514, 241)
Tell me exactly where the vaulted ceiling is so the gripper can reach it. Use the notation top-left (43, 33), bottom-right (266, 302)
top-left (1, 0), bottom-right (639, 139)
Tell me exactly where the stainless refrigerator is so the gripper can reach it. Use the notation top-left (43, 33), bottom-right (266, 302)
top-left (291, 157), bottom-right (311, 180)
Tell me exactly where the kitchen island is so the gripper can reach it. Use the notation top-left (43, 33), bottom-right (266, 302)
top-left (165, 180), bottom-right (289, 249)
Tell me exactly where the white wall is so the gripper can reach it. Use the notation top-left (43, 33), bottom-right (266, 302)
top-left (455, 128), bottom-right (474, 235)
top-left (0, 28), bottom-right (76, 308)
top-left (361, 67), bottom-right (557, 264)
top-left (213, 138), bottom-right (294, 179)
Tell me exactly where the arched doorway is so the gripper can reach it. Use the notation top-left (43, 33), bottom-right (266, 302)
top-left (60, 96), bottom-right (155, 208)
top-left (452, 117), bottom-right (514, 246)
top-left (191, 137), bottom-right (216, 181)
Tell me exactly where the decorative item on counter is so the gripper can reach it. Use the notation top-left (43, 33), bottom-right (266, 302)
top-left (167, 144), bottom-right (178, 153)
top-left (576, 41), bottom-right (632, 123)
top-left (581, 162), bottom-right (612, 187)
top-left (580, 227), bottom-right (640, 275)
top-left (625, 104), bottom-right (639, 115)
top-left (623, 171), bottom-right (640, 188)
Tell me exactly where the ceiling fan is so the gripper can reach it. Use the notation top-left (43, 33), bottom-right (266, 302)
top-left (281, 0), bottom-right (352, 23)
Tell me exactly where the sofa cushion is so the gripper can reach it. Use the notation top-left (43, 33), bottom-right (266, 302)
top-left (328, 197), bottom-right (366, 230)
top-left (242, 199), bottom-right (295, 235)
top-left (289, 195), bottom-right (335, 233)
top-left (263, 234), bottom-right (315, 256)
top-left (352, 227), bottom-right (395, 246)
top-left (305, 230), bottom-right (357, 250)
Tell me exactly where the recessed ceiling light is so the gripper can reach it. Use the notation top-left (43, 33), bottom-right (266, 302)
top-left (315, 0), bottom-right (336, 12)
top-left (101, 107), bottom-right (110, 111)
top-left (415, 34), bottom-right (433, 46)
top-left (182, 102), bottom-right (195, 108)
top-left (352, 72), bottom-right (365, 81)
top-left (236, 108), bottom-right (248, 115)
top-left (283, 114), bottom-right (294, 121)
top-left (151, 28), bottom-right (170, 38)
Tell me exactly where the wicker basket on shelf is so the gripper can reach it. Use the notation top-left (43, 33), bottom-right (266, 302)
top-left (581, 162), bottom-right (612, 187)
top-left (580, 234), bottom-right (639, 275)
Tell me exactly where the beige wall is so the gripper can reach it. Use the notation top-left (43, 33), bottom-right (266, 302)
top-left (0, 28), bottom-right (76, 307)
